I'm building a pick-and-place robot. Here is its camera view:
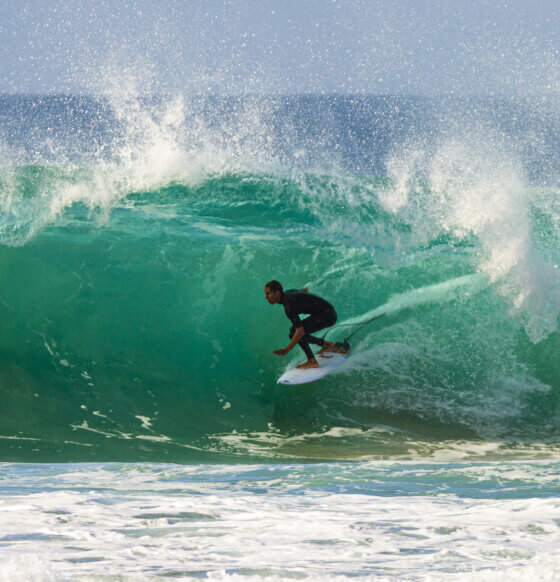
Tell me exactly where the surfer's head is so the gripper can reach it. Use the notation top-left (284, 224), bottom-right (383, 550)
top-left (265, 280), bottom-right (283, 304)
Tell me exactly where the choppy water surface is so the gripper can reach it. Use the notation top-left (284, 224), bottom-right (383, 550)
top-left (1, 461), bottom-right (559, 581)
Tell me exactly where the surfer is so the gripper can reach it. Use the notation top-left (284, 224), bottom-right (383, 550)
top-left (265, 280), bottom-right (347, 369)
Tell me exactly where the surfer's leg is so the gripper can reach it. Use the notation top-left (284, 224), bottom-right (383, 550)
top-left (304, 312), bottom-right (348, 354)
top-left (289, 325), bottom-right (316, 360)
top-left (297, 336), bottom-right (316, 361)
top-left (302, 310), bottom-right (337, 349)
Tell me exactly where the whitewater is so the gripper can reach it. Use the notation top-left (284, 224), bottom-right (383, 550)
top-left (1, 93), bottom-right (560, 579)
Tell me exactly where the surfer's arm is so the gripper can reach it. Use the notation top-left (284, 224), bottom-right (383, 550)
top-left (273, 326), bottom-right (304, 356)
top-left (285, 326), bottom-right (304, 352)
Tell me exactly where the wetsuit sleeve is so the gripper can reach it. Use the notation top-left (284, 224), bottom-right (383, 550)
top-left (284, 304), bottom-right (303, 327)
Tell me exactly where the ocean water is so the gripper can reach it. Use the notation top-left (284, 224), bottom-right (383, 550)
top-left (1, 94), bottom-right (560, 579)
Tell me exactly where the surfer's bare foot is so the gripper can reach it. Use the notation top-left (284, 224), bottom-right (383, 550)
top-left (317, 341), bottom-right (335, 355)
top-left (319, 342), bottom-right (349, 355)
top-left (327, 346), bottom-right (349, 354)
top-left (296, 358), bottom-right (319, 369)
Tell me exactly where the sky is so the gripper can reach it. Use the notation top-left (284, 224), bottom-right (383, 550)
top-left (1, 0), bottom-right (560, 95)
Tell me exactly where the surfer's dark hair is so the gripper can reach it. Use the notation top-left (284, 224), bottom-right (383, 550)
top-left (265, 280), bottom-right (283, 292)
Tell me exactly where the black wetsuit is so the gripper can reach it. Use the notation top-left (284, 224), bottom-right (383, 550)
top-left (280, 289), bottom-right (337, 360)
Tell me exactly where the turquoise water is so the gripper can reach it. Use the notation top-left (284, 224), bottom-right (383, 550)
top-left (1, 95), bottom-right (560, 578)
top-left (0, 165), bottom-right (559, 462)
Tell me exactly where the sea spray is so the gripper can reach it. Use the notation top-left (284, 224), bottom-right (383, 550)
top-left (338, 274), bottom-right (487, 326)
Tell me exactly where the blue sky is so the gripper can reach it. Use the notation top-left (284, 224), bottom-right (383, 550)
top-left (1, 0), bottom-right (560, 95)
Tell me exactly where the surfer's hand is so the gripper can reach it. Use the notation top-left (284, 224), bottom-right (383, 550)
top-left (273, 348), bottom-right (289, 356)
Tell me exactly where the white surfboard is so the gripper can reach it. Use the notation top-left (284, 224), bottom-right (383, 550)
top-left (277, 351), bottom-right (350, 385)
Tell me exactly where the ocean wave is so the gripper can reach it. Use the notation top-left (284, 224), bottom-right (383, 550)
top-left (1, 95), bottom-right (560, 460)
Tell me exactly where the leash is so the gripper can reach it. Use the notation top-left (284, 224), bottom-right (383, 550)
top-left (321, 313), bottom-right (385, 343)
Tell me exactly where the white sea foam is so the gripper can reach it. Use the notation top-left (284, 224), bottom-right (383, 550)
top-left (206, 426), bottom-right (560, 462)
top-left (0, 462), bottom-right (559, 580)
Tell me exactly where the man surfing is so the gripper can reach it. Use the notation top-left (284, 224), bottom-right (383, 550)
top-left (265, 280), bottom-right (348, 369)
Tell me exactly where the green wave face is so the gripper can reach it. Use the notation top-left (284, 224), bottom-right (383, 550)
top-left (2, 94), bottom-right (560, 462)
top-left (0, 163), bottom-right (559, 463)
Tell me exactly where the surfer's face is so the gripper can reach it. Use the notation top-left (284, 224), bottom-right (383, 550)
top-left (265, 287), bottom-right (281, 304)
